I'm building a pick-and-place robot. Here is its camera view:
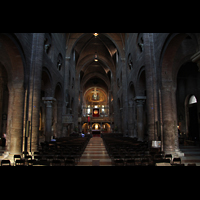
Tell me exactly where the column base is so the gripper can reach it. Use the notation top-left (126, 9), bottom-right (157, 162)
top-left (174, 148), bottom-right (184, 157)
top-left (164, 148), bottom-right (184, 159)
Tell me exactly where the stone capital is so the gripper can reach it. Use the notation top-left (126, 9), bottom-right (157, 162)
top-left (136, 99), bottom-right (146, 106)
top-left (43, 101), bottom-right (54, 107)
top-left (42, 97), bottom-right (56, 101)
top-left (134, 96), bottom-right (146, 101)
top-left (42, 97), bottom-right (56, 107)
top-left (134, 96), bottom-right (146, 106)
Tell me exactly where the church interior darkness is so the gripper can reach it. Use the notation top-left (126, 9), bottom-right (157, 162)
top-left (1, 33), bottom-right (200, 166)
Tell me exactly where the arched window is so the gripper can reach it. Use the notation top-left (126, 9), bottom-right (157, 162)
top-left (189, 95), bottom-right (197, 105)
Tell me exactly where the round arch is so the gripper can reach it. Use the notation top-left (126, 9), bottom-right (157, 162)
top-left (160, 33), bottom-right (198, 87)
top-left (102, 123), bottom-right (111, 133)
top-left (92, 123), bottom-right (101, 130)
top-left (160, 33), bottom-right (199, 154)
top-left (0, 33), bottom-right (25, 154)
top-left (0, 33), bottom-right (25, 89)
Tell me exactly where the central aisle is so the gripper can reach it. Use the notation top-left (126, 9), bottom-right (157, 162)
top-left (77, 137), bottom-right (112, 166)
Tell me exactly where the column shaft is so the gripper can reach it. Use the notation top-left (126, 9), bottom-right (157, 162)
top-left (162, 84), bottom-right (175, 153)
top-left (9, 85), bottom-right (24, 155)
top-left (43, 97), bottom-right (56, 142)
top-left (135, 97), bottom-right (146, 141)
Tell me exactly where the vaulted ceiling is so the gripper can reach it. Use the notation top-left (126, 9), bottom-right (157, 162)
top-left (68, 33), bottom-right (123, 101)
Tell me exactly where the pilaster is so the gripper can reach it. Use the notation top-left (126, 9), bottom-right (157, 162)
top-left (28, 33), bottom-right (45, 153)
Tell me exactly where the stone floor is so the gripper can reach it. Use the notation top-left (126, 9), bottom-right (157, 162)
top-left (77, 136), bottom-right (112, 166)
top-left (179, 145), bottom-right (200, 166)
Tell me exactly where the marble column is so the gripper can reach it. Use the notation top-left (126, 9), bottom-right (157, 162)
top-left (135, 96), bottom-right (146, 141)
top-left (42, 97), bottom-right (56, 142)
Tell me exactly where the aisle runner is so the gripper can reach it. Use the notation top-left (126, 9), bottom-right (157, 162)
top-left (77, 137), bottom-right (112, 166)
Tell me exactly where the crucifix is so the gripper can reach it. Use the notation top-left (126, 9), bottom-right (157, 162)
top-left (91, 88), bottom-right (99, 101)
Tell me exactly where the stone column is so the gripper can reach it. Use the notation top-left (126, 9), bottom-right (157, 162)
top-left (111, 70), bottom-right (119, 133)
top-left (128, 98), bottom-right (134, 137)
top-left (9, 83), bottom-right (24, 155)
top-left (162, 84), bottom-right (184, 157)
top-left (161, 84), bottom-right (175, 154)
top-left (135, 96), bottom-right (146, 141)
top-left (171, 87), bottom-right (181, 154)
top-left (143, 33), bottom-right (158, 145)
top-left (73, 74), bottom-right (79, 128)
top-left (42, 97), bottom-right (56, 142)
top-left (119, 108), bottom-right (123, 132)
top-left (80, 90), bottom-right (83, 117)
top-left (57, 100), bottom-right (63, 138)
top-left (121, 58), bottom-right (128, 136)
top-left (109, 90), bottom-right (112, 115)
top-left (63, 56), bottom-right (70, 116)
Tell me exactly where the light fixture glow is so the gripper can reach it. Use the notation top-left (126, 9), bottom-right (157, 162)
top-left (94, 33), bottom-right (98, 37)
